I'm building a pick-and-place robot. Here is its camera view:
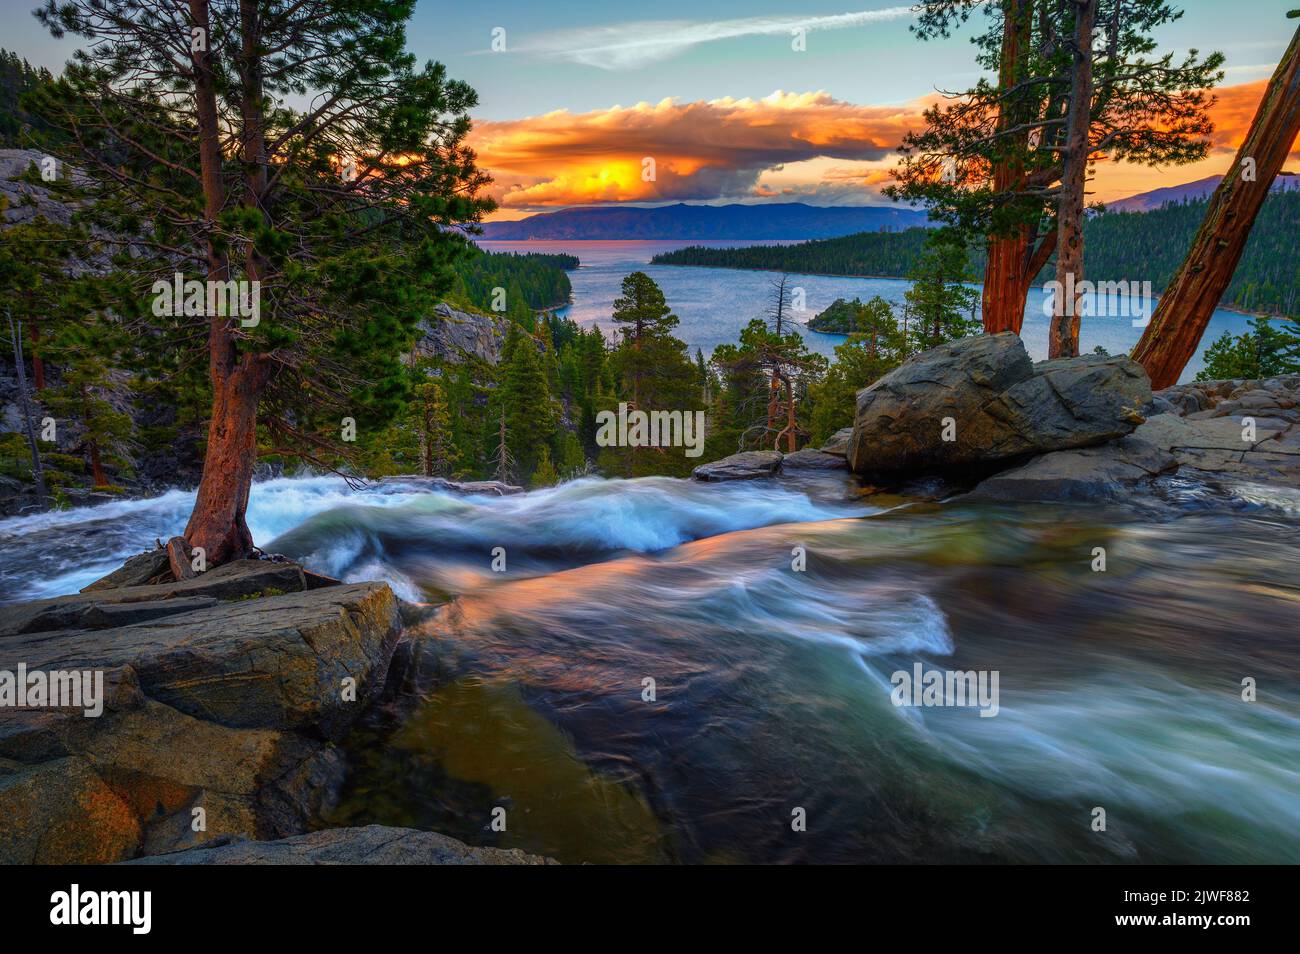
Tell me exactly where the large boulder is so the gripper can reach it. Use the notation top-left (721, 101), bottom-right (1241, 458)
top-left (847, 333), bottom-right (1150, 481)
top-left (125, 825), bottom-right (556, 866)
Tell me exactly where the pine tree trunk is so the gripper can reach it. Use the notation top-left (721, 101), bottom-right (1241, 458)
top-left (982, 0), bottom-right (1034, 334)
top-left (1132, 17), bottom-right (1300, 388)
top-left (80, 383), bottom-right (106, 486)
top-left (982, 234), bottom-right (1030, 333)
top-left (184, 362), bottom-right (266, 564)
top-left (1049, 0), bottom-right (1096, 359)
top-left (88, 440), bottom-right (106, 487)
top-left (181, 0), bottom-right (268, 567)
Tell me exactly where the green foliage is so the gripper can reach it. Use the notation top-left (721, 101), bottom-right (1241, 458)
top-left (30, 0), bottom-right (495, 487)
top-left (497, 323), bottom-right (557, 479)
top-left (903, 235), bottom-right (982, 351)
top-left (450, 249), bottom-right (576, 316)
top-left (807, 296), bottom-right (911, 444)
top-left (531, 445), bottom-right (559, 487)
top-left (654, 191), bottom-right (1300, 319)
top-left (885, 1), bottom-right (1222, 256)
top-left (1196, 317), bottom-right (1300, 381)
top-left (0, 49), bottom-right (62, 147)
top-left (601, 272), bottom-right (704, 476)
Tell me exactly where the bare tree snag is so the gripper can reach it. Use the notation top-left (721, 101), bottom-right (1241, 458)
top-left (1132, 13), bottom-right (1300, 388)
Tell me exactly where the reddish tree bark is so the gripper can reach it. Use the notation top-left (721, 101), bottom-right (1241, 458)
top-left (181, 0), bottom-right (269, 567)
top-left (184, 360), bottom-right (268, 563)
top-left (1132, 16), bottom-right (1300, 389)
top-left (1049, 0), bottom-right (1097, 359)
top-left (982, 0), bottom-right (1035, 334)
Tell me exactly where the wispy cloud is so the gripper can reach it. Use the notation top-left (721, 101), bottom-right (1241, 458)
top-left (514, 8), bottom-right (916, 71)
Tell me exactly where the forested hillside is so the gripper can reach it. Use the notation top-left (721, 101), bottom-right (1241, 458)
top-left (0, 50), bottom-right (61, 147)
top-left (447, 248), bottom-right (576, 321)
top-left (654, 192), bottom-right (1300, 316)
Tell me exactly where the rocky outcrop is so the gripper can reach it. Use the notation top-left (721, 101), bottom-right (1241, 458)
top-left (412, 302), bottom-right (511, 365)
top-left (966, 435), bottom-right (1177, 502)
top-left (691, 447), bottom-right (852, 484)
top-left (692, 450), bottom-right (783, 481)
top-left (2, 559), bottom-right (316, 636)
top-left (821, 427), bottom-right (854, 457)
top-left (0, 560), bottom-right (403, 864)
top-left (847, 333), bottom-right (1150, 481)
top-left (126, 825), bottom-right (555, 865)
top-left (968, 374), bottom-right (1300, 502)
top-left (781, 448), bottom-right (850, 470)
top-left (0, 149), bottom-right (78, 228)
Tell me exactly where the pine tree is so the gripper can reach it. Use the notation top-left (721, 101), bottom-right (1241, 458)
top-left (888, 1), bottom-right (1223, 338)
top-left (903, 235), bottom-right (982, 351)
top-left (498, 323), bottom-right (556, 478)
top-left (411, 376), bottom-right (453, 477)
top-left (603, 272), bottom-right (703, 475)
top-left (808, 307), bottom-right (908, 445)
top-left (531, 445), bottom-right (559, 487)
top-left (31, 0), bottom-right (492, 566)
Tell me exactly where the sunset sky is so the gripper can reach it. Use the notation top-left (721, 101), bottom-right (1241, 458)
top-left (7, 0), bottom-right (1299, 220)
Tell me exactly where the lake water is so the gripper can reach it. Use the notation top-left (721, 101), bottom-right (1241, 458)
top-left (482, 239), bottom-right (1254, 383)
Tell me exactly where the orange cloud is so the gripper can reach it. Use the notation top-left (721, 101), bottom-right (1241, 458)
top-left (1091, 80), bottom-right (1300, 203)
top-left (470, 90), bottom-right (937, 213)
top-left (471, 81), bottom-right (1300, 217)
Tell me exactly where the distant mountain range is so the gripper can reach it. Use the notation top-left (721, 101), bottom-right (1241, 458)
top-left (479, 174), bottom-right (1300, 241)
top-left (479, 202), bottom-right (931, 240)
top-left (1105, 173), bottom-right (1300, 213)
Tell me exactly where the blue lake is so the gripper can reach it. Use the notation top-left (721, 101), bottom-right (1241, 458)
top-left (482, 238), bottom-right (1256, 383)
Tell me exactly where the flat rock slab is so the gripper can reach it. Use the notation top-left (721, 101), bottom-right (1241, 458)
top-left (821, 427), bottom-right (854, 457)
top-left (126, 825), bottom-right (555, 865)
top-left (781, 448), bottom-right (849, 471)
top-left (80, 548), bottom-right (173, 592)
top-left (967, 435), bottom-right (1177, 503)
top-left (1, 560), bottom-right (312, 638)
top-left (1134, 413), bottom-right (1300, 482)
top-left (0, 582), bottom-right (400, 737)
top-left (693, 450), bottom-right (783, 481)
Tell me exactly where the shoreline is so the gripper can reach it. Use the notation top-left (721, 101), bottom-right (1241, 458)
top-left (651, 262), bottom-right (1291, 322)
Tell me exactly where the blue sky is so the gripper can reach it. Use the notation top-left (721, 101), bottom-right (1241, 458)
top-left (6, 0), bottom-right (1293, 118)
top-left (4, 1), bottom-right (1296, 214)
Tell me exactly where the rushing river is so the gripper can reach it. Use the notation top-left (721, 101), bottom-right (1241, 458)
top-left (482, 239), bottom-right (1254, 382)
top-left (2, 473), bottom-right (1298, 864)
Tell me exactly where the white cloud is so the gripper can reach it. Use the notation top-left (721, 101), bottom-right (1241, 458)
top-left (515, 7), bottom-right (916, 71)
